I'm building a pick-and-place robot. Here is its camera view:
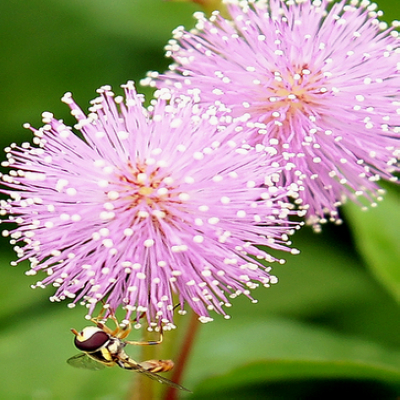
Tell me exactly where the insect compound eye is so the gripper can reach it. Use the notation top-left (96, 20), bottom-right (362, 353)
top-left (74, 328), bottom-right (110, 352)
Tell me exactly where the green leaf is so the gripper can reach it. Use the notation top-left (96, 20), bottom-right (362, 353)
top-left (183, 318), bottom-right (400, 396)
top-left (221, 225), bottom-right (400, 348)
top-left (50, 0), bottom-right (198, 44)
top-left (0, 254), bottom-right (53, 321)
top-left (191, 362), bottom-right (400, 399)
top-left (343, 184), bottom-right (400, 302)
top-left (0, 307), bottom-right (137, 399)
top-left (237, 226), bottom-right (378, 319)
top-left (178, 222), bottom-right (400, 395)
top-left (0, 0), bottom-right (196, 149)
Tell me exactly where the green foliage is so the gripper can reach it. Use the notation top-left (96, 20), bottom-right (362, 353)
top-left (344, 183), bottom-right (400, 302)
top-left (0, 0), bottom-right (399, 398)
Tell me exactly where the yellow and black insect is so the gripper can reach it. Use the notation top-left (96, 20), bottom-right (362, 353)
top-left (67, 310), bottom-right (190, 392)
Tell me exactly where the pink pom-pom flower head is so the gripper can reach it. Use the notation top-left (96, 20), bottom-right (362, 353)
top-left (1, 82), bottom-right (300, 327)
top-left (147, 0), bottom-right (400, 228)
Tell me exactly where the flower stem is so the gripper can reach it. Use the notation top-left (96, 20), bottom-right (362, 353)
top-left (163, 310), bottom-right (201, 400)
top-left (194, 0), bottom-right (228, 17)
top-left (166, 0), bottom-right (229, 17)
top-left (126, 324), bottom-right (159, 400)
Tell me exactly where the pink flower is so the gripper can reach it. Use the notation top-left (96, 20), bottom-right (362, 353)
top-left (148, 0), bottom-right (400, 228)
top-left (1, 82), bottom-right (299, 327)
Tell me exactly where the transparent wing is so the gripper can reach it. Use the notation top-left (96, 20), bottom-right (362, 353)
top-left (134, 363), bottom-right (191, 392)
top-left (67, 353), bottom-right (105, 371)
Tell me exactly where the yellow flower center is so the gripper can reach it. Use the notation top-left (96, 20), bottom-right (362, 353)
top-left (254, 65), bottom-right (329, 127)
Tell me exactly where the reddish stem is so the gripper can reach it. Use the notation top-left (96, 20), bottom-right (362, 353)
top-left (164, 312), bottom-right (201, 400)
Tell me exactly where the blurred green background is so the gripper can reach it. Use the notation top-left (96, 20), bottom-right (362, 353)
top-left (0, 0), bottom-right (400, 398)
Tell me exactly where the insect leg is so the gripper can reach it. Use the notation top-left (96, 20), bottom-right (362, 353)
top-left (89, 305), bottom-right (123, 337)
top-left (124, 328), bottom-right (164, 346)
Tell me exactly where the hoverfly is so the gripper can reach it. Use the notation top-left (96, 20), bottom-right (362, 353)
top-left (67, 310), bottom-right (190, 392)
